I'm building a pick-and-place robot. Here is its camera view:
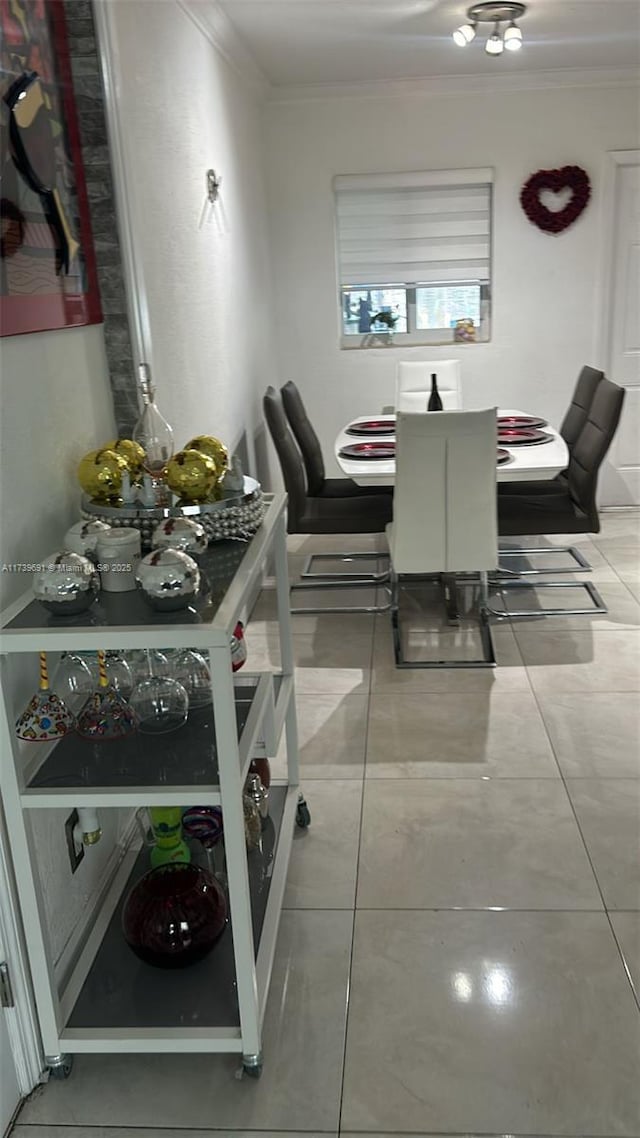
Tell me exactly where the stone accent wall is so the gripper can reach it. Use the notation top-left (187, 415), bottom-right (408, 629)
top-left (63, 0), bottom-right (138, 434)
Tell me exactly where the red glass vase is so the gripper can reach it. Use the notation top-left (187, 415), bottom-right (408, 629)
top-left (122, 862), bottom-right (227, 969)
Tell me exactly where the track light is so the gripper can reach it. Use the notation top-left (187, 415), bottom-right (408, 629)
top-left (453, 21), bottom-right (476, 46)
top-left (485, 21), bottom-right (504, 54)
top-left (504, 20), bottom-right (523, 49)
top-left (452, 3), bottom-right (526, 58)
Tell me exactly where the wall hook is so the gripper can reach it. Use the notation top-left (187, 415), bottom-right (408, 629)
top-left (206, 169), bottom-right (221, 204)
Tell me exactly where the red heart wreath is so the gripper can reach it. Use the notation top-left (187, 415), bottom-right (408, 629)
top-left (520, 165), bottom-right (591, 234)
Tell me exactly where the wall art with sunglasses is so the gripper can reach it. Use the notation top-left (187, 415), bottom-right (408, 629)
top-left (0, 0), bottom-right (102, 336)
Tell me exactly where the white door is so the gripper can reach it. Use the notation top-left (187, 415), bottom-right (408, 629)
top-left (599, 153), bottom-right (640, 506)
top-left (0, 924), bottom-right (21, 1136)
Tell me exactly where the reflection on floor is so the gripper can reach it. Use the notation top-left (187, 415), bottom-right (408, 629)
top-left (13, 513), bottom-right (640, 1138)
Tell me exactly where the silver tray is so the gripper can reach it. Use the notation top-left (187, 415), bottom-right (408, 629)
top-left (81, 477), bottom-right (265, 550)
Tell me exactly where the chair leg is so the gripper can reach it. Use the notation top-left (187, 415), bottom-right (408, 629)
top-left (300, 551), bottom-right (390, 584)
top-left (497, 545), bottom-right (592, 577)
top-left (484, 578), bottom-right (607, 619)
top-left (392, 571), bottom-right (496, 669)
top-left (290, 578), bottom-right (391, 615)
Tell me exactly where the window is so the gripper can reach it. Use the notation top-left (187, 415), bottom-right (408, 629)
top-left (334, 168), bottom-right (493, 348)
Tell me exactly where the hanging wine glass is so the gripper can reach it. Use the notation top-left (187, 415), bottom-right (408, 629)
top-left (16, 651), bottom-right (76, 741)
top-left (127, 648), bottom-right (170, 684)
top-left (103, 651), bottom-right (134, 699)
top-left (52, 652), bottom-right (94, 712)
top-left (130, 649), bottom-right (189, 735)
top-left (77, 650), bottom-right (137, 741)
top-left (172, 648), bottom-right (212, 709)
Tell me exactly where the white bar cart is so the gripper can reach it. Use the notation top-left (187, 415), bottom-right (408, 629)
top-left (0, 493), bottom-right (303, 1080)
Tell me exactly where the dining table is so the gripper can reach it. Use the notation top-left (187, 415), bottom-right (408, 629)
top-left (334, 409), bottom-right (568, 486)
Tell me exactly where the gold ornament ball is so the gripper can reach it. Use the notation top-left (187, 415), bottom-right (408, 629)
top-left (165, 449), bottom-right (218, 503)
top-left (185, 435), bottom-right (229, 476)
top-left (77, 448), bottom-right (129, 502)
top-left (105, 438), bottom-right (146, 479)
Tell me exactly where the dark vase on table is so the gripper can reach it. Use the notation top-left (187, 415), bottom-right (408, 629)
top-left (428, 373), bottom-right (443, 411)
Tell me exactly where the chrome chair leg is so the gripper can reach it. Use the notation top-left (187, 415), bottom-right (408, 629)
top-left (484, 578), bottom-right (607, 619)
top-left (497, 545), bottom-right (592, 577)
top-left (391, 571), bottom-right (496, 669)
top-left (290, 578), bottom-right (391, 615)
top-left (300, 551), bottom-right (390, 583)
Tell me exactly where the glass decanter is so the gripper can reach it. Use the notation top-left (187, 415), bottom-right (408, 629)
top-left (132, 363), bottom-right (174, 477)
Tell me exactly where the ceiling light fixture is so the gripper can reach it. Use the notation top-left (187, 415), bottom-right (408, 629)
top-left (453, 2), bottom-right (526, 56)
top-left (485, 20), bottom-right (504, 54)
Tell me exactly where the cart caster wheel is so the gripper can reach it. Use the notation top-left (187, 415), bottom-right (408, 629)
top-left (296, 795), bottom-right (311, 829)
top-left (236, 1052), bottom-right (263, 1080)
top-left (46, 1054), bottom-right (73, 1080)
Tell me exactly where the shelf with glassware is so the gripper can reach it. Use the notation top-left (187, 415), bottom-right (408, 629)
top-left (0, 492), bottom-right (300, 1076)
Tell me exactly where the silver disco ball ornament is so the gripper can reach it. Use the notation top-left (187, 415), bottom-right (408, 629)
top-left (135, 548), bottom-right (200, 611)
top-left (33, 552), bottom-right (100, 616)
top-left (151, 516), bottom-right (208, 557)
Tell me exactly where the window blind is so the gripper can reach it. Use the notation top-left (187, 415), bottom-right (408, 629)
top-left (334, 168), bottom-right (493, 288)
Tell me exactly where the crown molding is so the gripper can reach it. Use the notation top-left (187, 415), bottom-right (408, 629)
top-left (177, 0), bottom-right (271, 97)
top-left (267, 66), bottom-right (639, 104)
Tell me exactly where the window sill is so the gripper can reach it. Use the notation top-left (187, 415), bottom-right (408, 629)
top-left (340, 330), bottom-right (491, 350)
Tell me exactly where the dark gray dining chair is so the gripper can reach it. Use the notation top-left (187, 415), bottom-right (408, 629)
top-left (492, 376), bottom-right (625, 617)
top-left (280, 379), bottom-right (391, 587)
top-left (263, 387), bottom-right (393, 612)
top-left (497, 364), bottom-right (604, 576)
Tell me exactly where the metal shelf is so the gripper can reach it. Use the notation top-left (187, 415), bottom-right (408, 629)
top-left (0, 494), bottom-right (281, 650)
top-left (57, 786), bottom-right (293, 1053)
top-left (19, 673), bottom-right (274, 808)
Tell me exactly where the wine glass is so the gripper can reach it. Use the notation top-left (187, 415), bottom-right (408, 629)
top-left (76, 650), bottom-right (137, 741)
top-left (182, 806), bottom-right (225, 886)
top-left (16, 651), bottom-right (76, 741)
top-left (127, 649), bottom-right (170, 684)
top-left (172, 648), bottom-right (212, 709)
top-left (52, 652), bottom-right (94, 712)
top-left (130, 650), bottom-right (189, 735)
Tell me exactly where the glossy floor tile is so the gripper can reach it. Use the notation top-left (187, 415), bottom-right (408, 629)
top-left (13, 1131), bottom-right (331, 1138)
top-left (536, 692), bottom-right (640, 778)
top-left (357, 779), bottom-right (601, 910)
top-left (566, 779), bottom-right (640, 910)
top-left (276, 691), bottom-right (369, 779)
top-left (283, 780), bottom-right (362, 908)
top-left (342, 910), bottom-right (640, 1135)
top-left (514, 628), bottom-right (640, 694)
top-left (366, 690), bottom-right (559, 778)
top-left (248, 585), bottom-right (377, 637)
top-left (18, 911), bottom-right (352, 1133)
top-left (248, 630), bottom-right (372, 695)
top-left (611, 911), bottom-right (640, 997)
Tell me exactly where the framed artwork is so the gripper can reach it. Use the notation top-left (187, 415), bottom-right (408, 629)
top-left (0, 0), bottom-right (102, 337)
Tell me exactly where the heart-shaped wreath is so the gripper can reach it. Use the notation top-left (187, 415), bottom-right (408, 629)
top-left (520, 165), bottom-right (591, 234)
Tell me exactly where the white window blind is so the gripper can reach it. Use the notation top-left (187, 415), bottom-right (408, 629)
top-left (334, 168), bottom-right (493, 287)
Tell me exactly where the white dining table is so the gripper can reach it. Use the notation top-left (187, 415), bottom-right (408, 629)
top-left (334, 409), bottom-right (568, 486)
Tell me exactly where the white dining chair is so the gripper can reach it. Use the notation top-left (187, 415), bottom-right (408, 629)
top-left (386, 408), bottom-right (498, 666)
top-left (395, 359), bottom-right (462, 412)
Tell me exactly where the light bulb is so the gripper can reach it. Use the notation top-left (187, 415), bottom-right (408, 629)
top-left (453, 21), bottom-right (476, 46)
top-left (485, 22), bottom-right (504, 55)
top-left (504, 20), bottom-right (523, 50)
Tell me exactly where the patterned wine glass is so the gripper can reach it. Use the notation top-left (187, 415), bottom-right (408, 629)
top-left (77, 650), bottom-right (137, 741)
top-left (16, 651), bottom-right (76, 742)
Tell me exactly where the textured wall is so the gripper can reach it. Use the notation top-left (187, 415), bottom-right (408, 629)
top-left (104, 0), bottom-right (276, 468)
top-left (63, 0), bottom-right (137, 433)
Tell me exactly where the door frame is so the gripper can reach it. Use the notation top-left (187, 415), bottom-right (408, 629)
top-left (594, 149), bottom-right (640, 372)
top-left (0, 813), bottom-right (43, 1098)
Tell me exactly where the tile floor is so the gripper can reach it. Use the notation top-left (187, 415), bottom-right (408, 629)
top-left (13, 512), bottom-right (640, 1138)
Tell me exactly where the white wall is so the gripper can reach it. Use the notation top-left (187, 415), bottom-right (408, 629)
top-left (0, 325), bottom-right (126, 969)
top-left (105, 0), bottom-right (276, 474)
top-left (264, 83), bottom-right (639, 477)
